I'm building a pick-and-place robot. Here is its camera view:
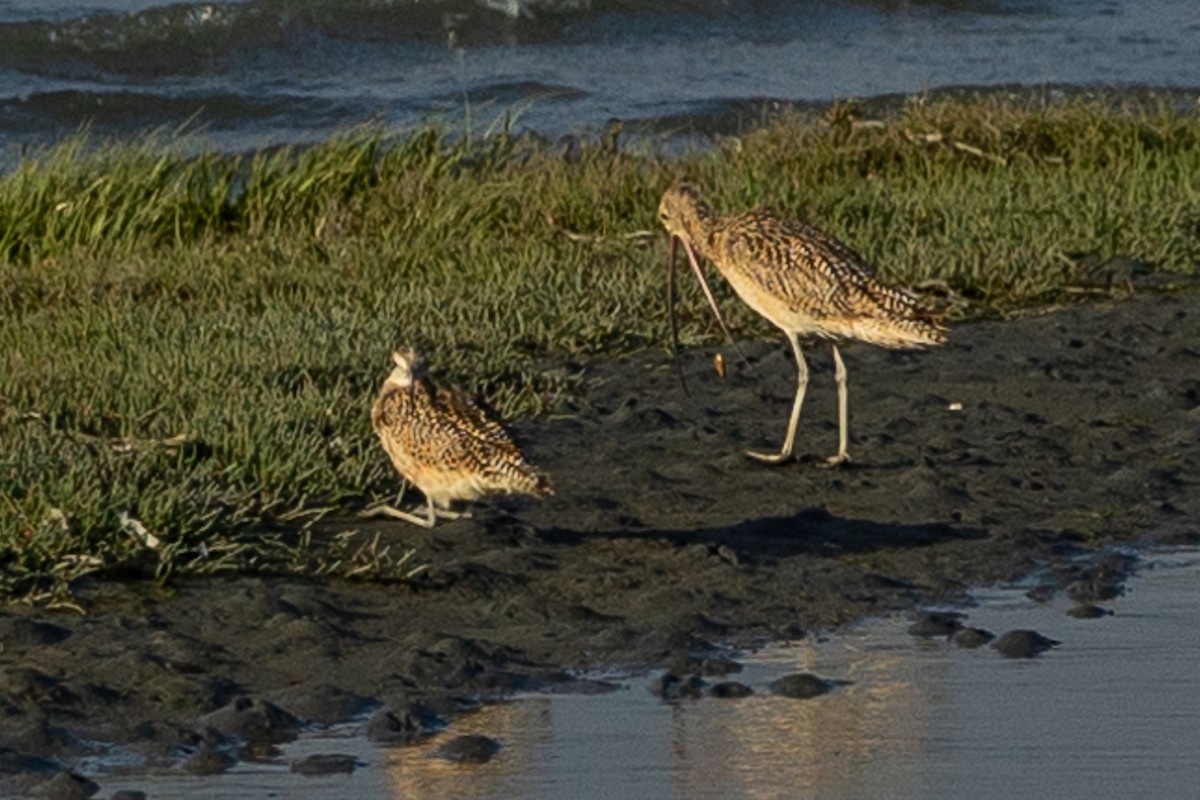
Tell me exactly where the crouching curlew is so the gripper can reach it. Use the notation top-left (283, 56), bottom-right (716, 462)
top-left (658, 183), bottom-right (947, 466)
top-left (367, 348), bottom-right (553, 527)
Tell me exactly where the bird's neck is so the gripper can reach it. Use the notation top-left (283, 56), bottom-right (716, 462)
top-left (684, 200), bottom-right (718, 255)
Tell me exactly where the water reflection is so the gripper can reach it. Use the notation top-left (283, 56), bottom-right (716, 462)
top-left (377, 636), bottom-right (950, 799)
top-left (381, 551), bottom-right (1200, 800)
top-left (382, 702), bottom-right (552, 799)
top-left (666, 641), bottom-right (944, 800)
top-left (102, 551), bottom-right (1200, 800)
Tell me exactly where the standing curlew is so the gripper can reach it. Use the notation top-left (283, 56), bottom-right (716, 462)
top-left (368, 347), bottom-right (553, 527)
top-left (658, 183), bottom-right (947, 466)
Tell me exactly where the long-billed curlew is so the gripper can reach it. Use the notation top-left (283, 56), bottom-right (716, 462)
top-left (658, 183), bottom-right (947, 466)
top-left (368, 348), bottom-right (553, 527)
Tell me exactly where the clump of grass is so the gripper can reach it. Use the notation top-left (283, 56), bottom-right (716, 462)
top-left (2, 94), bottom-right (1198, 604)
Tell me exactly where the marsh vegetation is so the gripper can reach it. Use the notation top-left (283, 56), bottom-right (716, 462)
top-left (2, 95), bottom-right (1198, 603)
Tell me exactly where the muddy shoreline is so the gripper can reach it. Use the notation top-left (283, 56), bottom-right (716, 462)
top-left (3, 292), bottom-right (1199, 796)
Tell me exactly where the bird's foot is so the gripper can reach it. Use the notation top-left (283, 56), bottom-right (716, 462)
top-left (745, 449), bottom-right (796, 466)
top-left (358, 504), bottom-right (436, 528)
top-left (820, 452), bottom-right (851, 469)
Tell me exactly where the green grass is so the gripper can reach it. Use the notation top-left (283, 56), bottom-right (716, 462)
top-left (2, 94), bottom-right (1199, 604)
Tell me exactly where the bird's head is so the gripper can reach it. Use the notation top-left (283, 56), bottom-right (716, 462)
top-left (384, 347), bottom-right (426, 389)
top-left (658, 183), bottom-right (738, 397)
top-left (657, 182), bottom-right (712, 243)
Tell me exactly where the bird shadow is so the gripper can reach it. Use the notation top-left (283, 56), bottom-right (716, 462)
top-left (537, 507), bottom-right (985, 565)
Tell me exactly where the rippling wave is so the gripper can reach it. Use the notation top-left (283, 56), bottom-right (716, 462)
top-left (0, 0), bottom-right (1196, 159)
top-left (0, 0), bottom-right (610, 78)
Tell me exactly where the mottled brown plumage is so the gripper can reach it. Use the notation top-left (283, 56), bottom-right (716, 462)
top-left (368, 348), bottom-right (553, 527)
top-left (659, 183), bottom-right (947, 465)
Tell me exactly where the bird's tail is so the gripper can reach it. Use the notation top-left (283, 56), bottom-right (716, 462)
top-left (518, 468), bottom-right (555, 498)
top-left (880, 313), bottom-right (948, 348)
top-left (861, 283), bottom-right (950, 348)
top-left (491, 462), bottom-right (555, 498)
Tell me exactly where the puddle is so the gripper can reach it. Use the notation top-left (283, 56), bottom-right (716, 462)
top-left (92, 549), bottom-right (1200, 799)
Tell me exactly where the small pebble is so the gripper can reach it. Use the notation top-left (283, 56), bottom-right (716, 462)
top-left (366, 703), bottom-right (443, 745)
top-left (291, 754), bottom-right (359, 776)
top-left (1067, 603), bottom-right (1112, 619)
top-left (1067, 578), bottom-right (1123, 603)
top-left (651, 672), bottom-right (706, 701)
top-left (709, 681), bottom-right (755, 699)
top-left (198, 698), bottom-right (301, 746)
top-left (952, 627), bottom-right (996, 649)
top-left (700, 656), bottom-right (743, 677)
top-left (907, 611), bottom-right (965, 638)
top-left (182, 749), bottom-right (236, 776)
top-left (992, 630), bottom-right (1060, 658)
top-left (769, 673), bottom-right (833, 699)
top-left (431, 734), bottom-right (501, 764)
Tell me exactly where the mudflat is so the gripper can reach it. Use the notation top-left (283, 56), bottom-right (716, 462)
top-left (2, 292), bottom-right (1198, 793)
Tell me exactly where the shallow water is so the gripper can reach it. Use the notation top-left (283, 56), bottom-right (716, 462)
top-left (95, 548), bottom-right (1200, 799)
top-left (2, 0), bottom-right (1199, 158)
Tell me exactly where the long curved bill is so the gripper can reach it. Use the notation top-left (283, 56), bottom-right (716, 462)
top-left (678, 236), bottom-right (738, 348)
top-left (667, 234), bottom-right (747, 396)
top-left (667, 236), bottom-right (689, 395)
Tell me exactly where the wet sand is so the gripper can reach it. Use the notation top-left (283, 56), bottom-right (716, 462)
top-left (2, 292), bottom-right (1199, 795)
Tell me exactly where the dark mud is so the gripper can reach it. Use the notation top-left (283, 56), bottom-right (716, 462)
top-left (3, 292), bottom-right (1200, 794)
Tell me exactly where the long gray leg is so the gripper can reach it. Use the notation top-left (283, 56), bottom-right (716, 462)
top-left (360, 495), bottom-right (436, 527)
top-left (824, 344), bottom-right (851, 467)
top-left (359, 487), bottom-right (464, 528)
top-left (747, 331), bottom-right (807, 465)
